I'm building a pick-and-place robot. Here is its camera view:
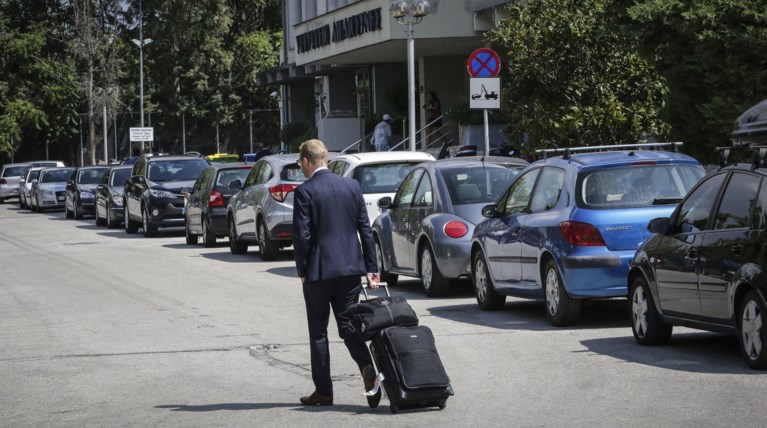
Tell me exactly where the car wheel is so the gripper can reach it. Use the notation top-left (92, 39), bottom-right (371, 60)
top-left (738, 291), bottom-right (767, 369)
top-left (375, 239), bottom-right (398, 287)
top-left (185, 219), bottom-right (199, 245)
top-left (630, 275), bottom-right (672, 345)
top-left (420, 243), bottom-right (450, 297)
top-left (473, 251), bottom-right (506, 310)
top-left (106, 206), bottom-right (117, 229)
top-left (543, 259), bottom-right (581, 326)
top-left (124, 205), bottom-right (139, 233)
top-left (95, 208), bottom-right (106, 226)
top-left (142, 207), bottom-right (158, 237)
top-left (74, 200), bottom-right (83, 219)
top-left (258, 221), bottom-right (279, 261)
top-left (65, 201), bottom-right (74, 218)
top-left (202, 216), bottom-right (216, 248)
top-left (228, 218), bottom-right (248, 254)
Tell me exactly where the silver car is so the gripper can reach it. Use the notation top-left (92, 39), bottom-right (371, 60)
top-left (30, 167), bottom-right (75, 212)
top-left (227, 154), bottom-right (307, 260)
top-left (18, 167), bottom-right (45, 209)
top-left (0, 163), bottom-right (31, 203)
top-left (373, 157), bottom-right (527, 296)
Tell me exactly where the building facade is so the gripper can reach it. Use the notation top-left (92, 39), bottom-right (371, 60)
top-left (259, 0), bottom-right (512, 152)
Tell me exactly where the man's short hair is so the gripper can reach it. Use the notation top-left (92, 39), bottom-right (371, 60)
top-left (299, 139), bottom-right (328, 165)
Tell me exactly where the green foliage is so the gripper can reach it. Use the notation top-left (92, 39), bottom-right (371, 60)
top-left (280, 121), bottom-right (316, 153)
top-left (487, 0), bottom-right (668, 151)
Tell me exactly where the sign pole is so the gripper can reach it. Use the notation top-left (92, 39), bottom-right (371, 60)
top-left (484, 109), bottom-right (490, 156)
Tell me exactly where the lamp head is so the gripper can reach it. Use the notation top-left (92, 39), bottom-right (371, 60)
top-left (410, 0), bottom-right (431, 18)
top-left (389, 0), bottom-right (409, 19)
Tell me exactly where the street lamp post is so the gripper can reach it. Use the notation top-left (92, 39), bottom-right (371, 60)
top-left (390, 0), bottom-right (431, 152)
top-left (131, 0), bottom-right (152, 153)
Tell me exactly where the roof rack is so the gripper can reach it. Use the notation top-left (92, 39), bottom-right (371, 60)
top-left (535, 142), bottom-right (682, 160)
top-left (715, 144), bottom-right (767, 170)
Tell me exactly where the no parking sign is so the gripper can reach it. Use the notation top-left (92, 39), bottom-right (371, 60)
top-left (467, 48), bottom-right (501, 77)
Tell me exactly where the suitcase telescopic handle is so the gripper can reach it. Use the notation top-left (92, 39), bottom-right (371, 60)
top-left (361, 282), bottom-right (390, 299)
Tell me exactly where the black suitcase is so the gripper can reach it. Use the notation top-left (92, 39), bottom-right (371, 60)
top-left (349, 283), bottom-right (419, 340)
top-left (369, 325), bottom-right (454, 414)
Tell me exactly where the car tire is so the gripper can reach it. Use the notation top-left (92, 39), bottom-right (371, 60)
top-left (420, 243), bottom-right (450, 297)
top-left (185, 220), bottom-right (199, 245)
top-left (65, 203), bottom-right (74, 218)
top-left (738, 290), bottom-right (767, 370)
top-left (258, 221), bottom-right (279, 261)
top-left (124, 205), bottom-right (139, 234)
top-left (74, 200), bottom-right (83, 219)
top-left (95, 208), bottom-right (106, 226)
top-left (202, 217), bottom-right (216, 248)
top-left (142, 207), bottom-right (158, 237)
top-left (473, 251), bottom-right (506, 310)
top-left (630, 275), bottom-right (672, 345)
top-left (375, 239), bottom-right (398, 287)
top-left (106, 206), bottom-right (118, 229)
top-left (228, 218), bottom-right (248, 254)
top-left (543, 259), bottom-right (581, 326)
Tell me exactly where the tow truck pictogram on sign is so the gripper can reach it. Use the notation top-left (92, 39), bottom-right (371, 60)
top-left (471, 84), bottom-right (499, 100)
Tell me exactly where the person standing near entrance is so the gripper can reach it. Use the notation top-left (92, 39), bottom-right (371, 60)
top-left (292, 139), bottom-right (382, 408)
top-left (423, 91), bottom-right (444, 146)
top-left (371, 114), bottom-right (392, 152)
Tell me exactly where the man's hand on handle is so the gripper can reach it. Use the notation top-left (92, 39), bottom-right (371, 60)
top-left (366, 273), bottom-right (381, 290)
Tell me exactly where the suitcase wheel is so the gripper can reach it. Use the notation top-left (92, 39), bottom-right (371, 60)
top-left (438, 399), bottom-right (447, 410)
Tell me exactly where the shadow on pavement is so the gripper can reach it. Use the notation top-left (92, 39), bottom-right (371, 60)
top-left (155, 402), bottom-right (388, 414)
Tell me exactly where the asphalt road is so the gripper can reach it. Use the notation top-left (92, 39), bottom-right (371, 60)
top-left (1, 202), bottom-right (765, 427)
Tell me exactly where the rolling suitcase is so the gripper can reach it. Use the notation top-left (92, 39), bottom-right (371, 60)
top-left (369, 324), bottom-right (454, 414)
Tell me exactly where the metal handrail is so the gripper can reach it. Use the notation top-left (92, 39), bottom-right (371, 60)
top-left (341, 112), bottom-right (452, 153)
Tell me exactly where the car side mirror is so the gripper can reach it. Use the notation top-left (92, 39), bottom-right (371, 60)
top-left (378, 196), bottom-right (392, 209)
top-left (66, 180), bottom-right (74, 189)
top-left (130, 175), bottom-right (143, 184)
top-left (96, 184), bottom-right (106, 191)
top-left (481, 204), bottom-right (498, 218)
top-left (648, 217), bottom-right (670, 234)
top-left (229, 179), bottom-right (242, 190)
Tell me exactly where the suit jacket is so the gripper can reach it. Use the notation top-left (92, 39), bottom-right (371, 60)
top-left (293, 169), bottom-right (377, 283)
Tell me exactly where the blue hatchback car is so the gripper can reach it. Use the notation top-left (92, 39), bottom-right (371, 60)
top-left (470, 143), bottom-right (705, 326)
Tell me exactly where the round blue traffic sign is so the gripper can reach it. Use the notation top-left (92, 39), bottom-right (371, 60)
top-left (467, 48), bottom-right (501, 77)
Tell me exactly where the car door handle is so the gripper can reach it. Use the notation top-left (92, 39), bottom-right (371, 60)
top-left (732, 244), bottom-right (744, 255)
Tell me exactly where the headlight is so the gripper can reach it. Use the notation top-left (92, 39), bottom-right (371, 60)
top-left (41, 190), bottom-right (54, 196)
top-left (150, 189), bottom-right (175, 198)
top-left (80, 191), bottom-right (94, 199)
top-left (112, 195), bottom-right (124, 206)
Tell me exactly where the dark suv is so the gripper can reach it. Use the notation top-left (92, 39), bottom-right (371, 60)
top-left (65, 165), bottom-right (109, 219)
top-left (628, 145), bottom-right (767, 369)
top-left (123, 154), bottom-right (209, 237)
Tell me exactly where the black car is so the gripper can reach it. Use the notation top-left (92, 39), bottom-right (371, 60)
top-left (185, 162), bottom-right (253, 247)
top-left (628, 145), bottom-right (767, 369)
top-left (94, 166), bottom-right (133, 228)
top-left (123, 153), bottom-right (210, 237)
top-left (65, 165), bottom-right (109, 219)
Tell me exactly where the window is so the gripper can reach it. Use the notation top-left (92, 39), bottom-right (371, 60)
top-left (675, 173), bottom-right (726, 233)
top-left (413, 174), bottom-right (433, 207)
top-left (529, 168), bottom-right (565, 213)
top-left (255, 162), bottom-right (273, 185)
top-left (111, 169), bottom-right (132, 187)
top-left (753, 178), bottom-right (767, 230)
top-left (394, 169), bottom-right (424, 207)
top-left (280, 164), bottom-right (308, 182)
top-left (353, 162), bottom-right (419, 194)
top-left (78, 168), bottom-right (107, 184)
top-left (714, 172), bottom-right (760, 230)
top-left (503, 169), bottom-right (540, 215)
top-left (244, 162), bottom-right (263, 188)
top-left (217, 168), bottom-right (251, 188)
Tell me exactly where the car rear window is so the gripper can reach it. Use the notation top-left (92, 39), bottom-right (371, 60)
top-left (2, 166), bottom-right (30, 177)
top-left (352, 162), bottom-right (418, 194)
top-left (578, 164), bottom-right (704, 209)
top-left (111, 169), bottom-right (132, 187)
top-left (216, 168), bottom-right (252, 187)
top-left (443, 165), bottom-right (520, 205)
top-left (280, 164), bottom-right (308, 182)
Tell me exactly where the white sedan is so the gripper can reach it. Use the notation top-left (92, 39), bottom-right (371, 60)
top-left (328, 151), bottom-right (435, 224)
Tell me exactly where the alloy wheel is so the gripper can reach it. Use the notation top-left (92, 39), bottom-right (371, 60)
top-left (632, 286), bottom-right (649, 338)
top-left (421, 248), bottom-right (433, 291)
top-left (475, 257), bottom-right (488, 303)
top-left (545, 268), bottom-right (560, 317)
top-left (742, 300), bottom-right (763, 360)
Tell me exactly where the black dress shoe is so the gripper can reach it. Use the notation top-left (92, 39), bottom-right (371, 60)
top-left (362, 365), bottom-right (381, 409)
top-left (300, 391), bottom-right (333, 406)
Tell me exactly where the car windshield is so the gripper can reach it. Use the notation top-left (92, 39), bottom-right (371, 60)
top-left (39, 168), bottom-right (74, 183)
top-left (352, 162), bottom-right (419, 194)
top-left (280, 164), bottom-right (309, 183)
top-left (148, 159), bottom-right (208, 182)
top-left (216, 168), bottom-right (251, 187)
top-left (443, 165), bottom-right (520, 205)
top-left (78, 168), bottom-right (107, 184)
top-left (3, 166), bottom-right (30, 177)
top-left (27, 170), bottom-right (40, 181)
top-left (578, 164), bottom-right (704, 208)
top-left (110, 169), bottom-right (132, 187)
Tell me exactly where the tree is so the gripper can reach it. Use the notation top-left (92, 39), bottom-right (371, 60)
top-left (621, 0), bottom-right (767, 161)
top-left (486, 0), bottom-right (668, 151)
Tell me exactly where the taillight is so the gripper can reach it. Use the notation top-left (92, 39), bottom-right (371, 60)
top-left (209, 190), bottom-right (224, 207)
top-left (269, 184), bottom-right (297, 202)
top-left (560, 221), bottom-right (605, 246)
top-left (444, 221), bottom-right (468, 238)
top-left (0, 179), bottom-right (6, 185)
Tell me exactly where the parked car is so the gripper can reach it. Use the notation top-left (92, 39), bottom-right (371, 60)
top-left (123, 153), bottom-right (210, 237)
top-left (328, 151), bottom-right (435, 223)
top-left (28, 160), bottom-right (65, 167)
top-left (227, 154), bottom-right (307, 259)
top-left (470, 143), bottom-right (705, 326)
top-left (373, 156), bottom-right (528, 296)
top-left (0, 163), bottom-right (30, 203)
top-left (185, 162), bottom-right (253, 247)
top-left (94, 166), bottom-right (133, 228)
top-left (29, 167), bottom-right (76, 212)
top-left (628, 145), bottom-right (767, 369)
top-left (65, 165), bottom-right (110, 219)
top-left (18, 167), bottom-right (45, 209)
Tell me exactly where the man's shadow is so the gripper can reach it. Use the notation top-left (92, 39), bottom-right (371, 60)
top-left (155, 403), bottom-right (380, 413)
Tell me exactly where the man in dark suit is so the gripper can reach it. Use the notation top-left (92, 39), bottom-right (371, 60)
top-left (292, 139), bottom-right (382, 408)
